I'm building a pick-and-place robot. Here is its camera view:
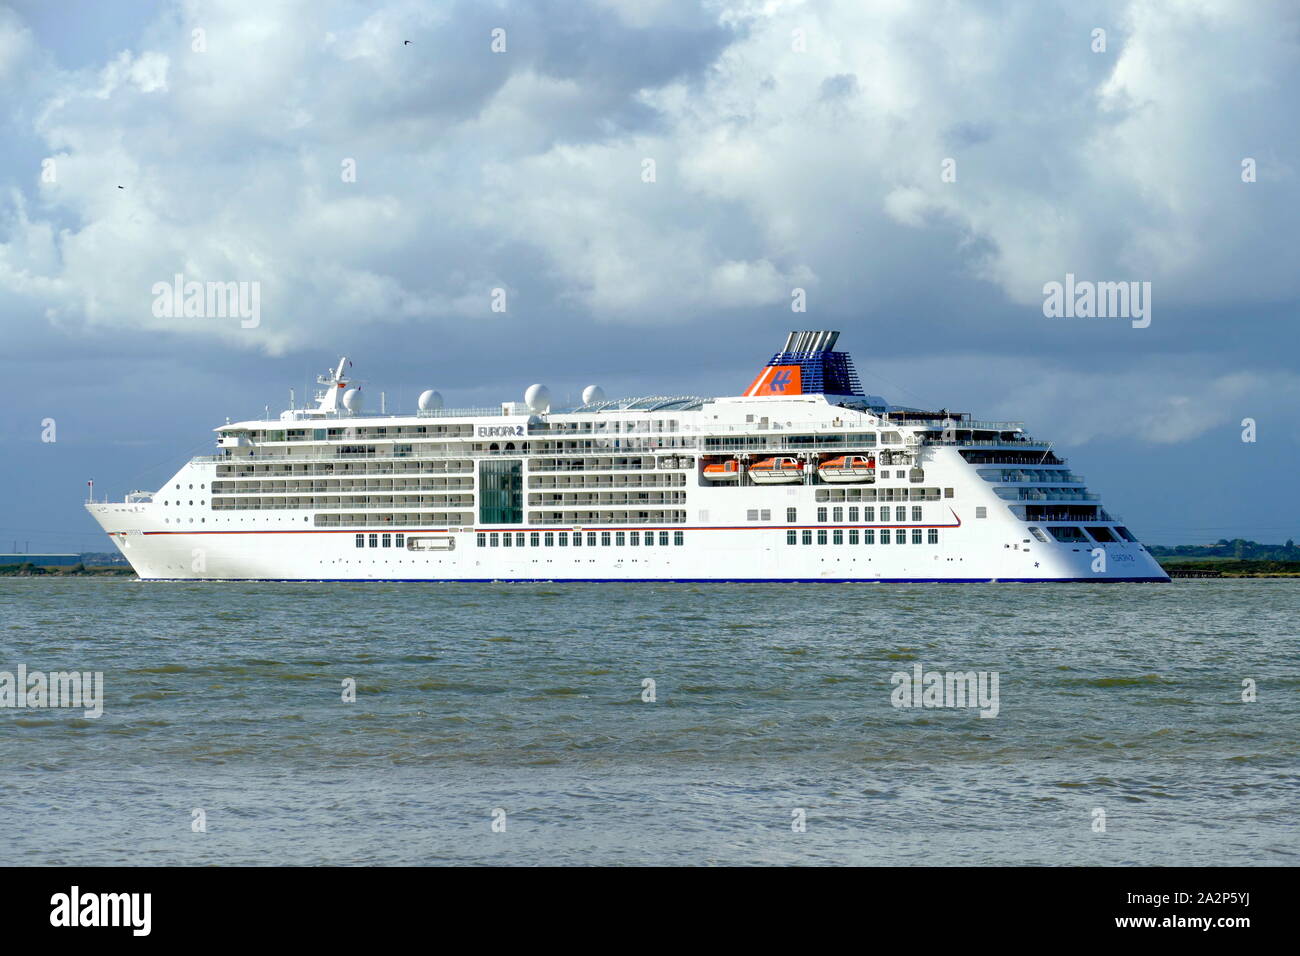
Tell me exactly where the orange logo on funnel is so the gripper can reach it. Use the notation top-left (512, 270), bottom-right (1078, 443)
top-left (744, 364), bottom-right (802, 396)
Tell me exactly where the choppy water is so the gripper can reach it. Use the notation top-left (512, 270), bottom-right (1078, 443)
top-left (0, 578), bottom-right (1296, 865)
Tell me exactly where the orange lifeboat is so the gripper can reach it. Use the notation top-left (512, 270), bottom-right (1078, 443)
top-left (748, 456), bottom-right (804, 484)
top-left (702, 459), bottom-right (744, 481)
top-left (818, 454), bottom-right (876, 483)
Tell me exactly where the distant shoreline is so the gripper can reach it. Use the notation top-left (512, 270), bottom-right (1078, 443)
top-left (0, 563), bottom-right (134, 577)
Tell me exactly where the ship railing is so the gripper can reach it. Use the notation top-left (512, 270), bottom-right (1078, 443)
top-left (980, 472), bottom-right (1085, 484)
top-left (212, 481), bottom-right (473, 493)
top-left (529, 515), bottom-right (688, 525)
top-left (192, 442), bottom-right (699, 465)
top-left (1012, 510), bottom-right (1113, 522)
top-left (996, 490), bottom-right (1100, 502)
top-left (920, 438), bottom-right (1044, 447)
top-left (212, 502), bottom-right (475, 512)
top-left (909, 419), bottom-right (1025, 430)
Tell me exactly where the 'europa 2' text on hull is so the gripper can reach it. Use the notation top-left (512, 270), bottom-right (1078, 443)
top-left (87, 332), bottom-right (1169, 582)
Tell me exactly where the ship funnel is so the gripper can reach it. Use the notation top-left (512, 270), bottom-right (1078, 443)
top-left (744, 330), bottom-right (861, 397)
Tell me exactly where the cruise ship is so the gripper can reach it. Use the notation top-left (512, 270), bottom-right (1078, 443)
top-left (86, 331), bottom-right (1169, 582)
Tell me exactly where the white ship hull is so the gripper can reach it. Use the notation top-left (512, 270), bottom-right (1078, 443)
top-left (85, 334), bottom-right (1170, 583)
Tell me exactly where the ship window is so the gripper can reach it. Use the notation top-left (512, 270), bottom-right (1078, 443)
top-left (747, 509), bottom-right (758, 521)
top-left (502, 532), bottom-right (512, 547)
top-left (787, 530), bottom-right (797, 545)
top-left (630, 532), bottom-right (639, 546)
top-left (896, 507), bottom-right (907, 521)
top-left (975, 507), bottom-right (987, 518)
top-left (1048, 526), bottom-right (1088, 543)
top-left (912, 529), bottom-right (922, 544)
top-left (588, 532), bottom-right (598, 547)
top-left (760, 509), bottom-right (770, 521)
top-left (395, 534), bottom-right (404, 547)
top-left (543, 532), bottom-right (554, 546)
top-left (560, 532), bottom-right (570, 546)
top-left (1028, 527), bottom-right (1048, 543)
top-left (643, 533), bottom-right (652, 547)
top-left (530, 532), bottom-right (540, 547)
top-left (817, 507), bottom-right (827, 523)
top-left (848, 507), bottom-right (859, 522)
top-left (1114, 527), bottom-right (1137, 542)
top-left (787, 507), bottom-right (797, 523)
top-left (928, 529), bottom-right (938, 544)
top-left (368, 534), bottom-right (378, 548)
top-left (833, 530), bottom-right (843, 545)
top-left (912, 506), bottom-right (922, 522)
top-left (832, 507), bottom-right (843, 522)
top-left (1086, 526), bottom-right (1116, 542)
top-left (616, 532), bottom-right (625, 546)
top-left (674, 531), bottom-right (683, 546)
top-left (817, 529), bottom-right (828, 545)
top-left (864, 530), bottom-right (874, 544)
top-left (408, 536), bottom-right (454, 551)
top-left (897, 531), bottom-right (907, 544)
top-left (657, 532), bottom-right (667, 546)
top-left (864, 507), bottom-right (875, 522)
top-left (801, 530), bottom-right (812, 545)
top-left (516, 533), bottom-right (525, 547)
top-left (356, 534), bottom-right (364, 548)
top-left (601, 532), bottom-right (611, 546)
top-left (477, 533), bottom-right (486, 548)
top-left (573, 532), bottom-right (583, 547)
top-left (945, 488), bottom-right (954, 498)
top-left (478, 459), bottom-right (523, 525)
top-left (881, 529), bottom-right (891, 544)
top-left (490, 533), bottom-right (499, 547)
top-left (848, 529), bottom-right (859, 545)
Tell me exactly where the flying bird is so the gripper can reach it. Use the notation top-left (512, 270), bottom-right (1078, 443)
top-left (404, 40), bottom-right (411, 45)
top-left (117, 185), bottom-right (124, 189)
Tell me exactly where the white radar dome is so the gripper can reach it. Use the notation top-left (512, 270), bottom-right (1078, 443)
top-left (582, 385), bottom-right (605, 405)
top-left (417, 389), bottom-right (443, 411)
top-left (341, 388), bottom-right (363, 412)
top-left (524, 383), bottom-right (551, 414)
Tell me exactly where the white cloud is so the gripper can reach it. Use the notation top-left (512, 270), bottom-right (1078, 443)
top-left (0, 0), bottom-right (1295, 363)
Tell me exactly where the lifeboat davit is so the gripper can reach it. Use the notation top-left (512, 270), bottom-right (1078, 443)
top-left (818, 455), bottom-right (876, 483)
top-left (702, 459), bottom-right (743, 481)
top-left (748, 456), bottom-right (804, 484)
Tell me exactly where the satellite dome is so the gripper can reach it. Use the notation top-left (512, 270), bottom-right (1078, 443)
top-left (582, 385), bottom-right (605, 405)
top-left (417, 389), bottom-right (443, 411)
top-left (524, 383), bottom-right (551, 414)
top-left (341, 388), bottom-right (363, 412)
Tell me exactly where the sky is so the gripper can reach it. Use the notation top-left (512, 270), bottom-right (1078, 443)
top-left (1, 0), bottom-right (1297, 552)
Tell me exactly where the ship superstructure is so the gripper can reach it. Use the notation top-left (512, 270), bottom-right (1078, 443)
top-left (86, 332), bottom-right (1169, 582)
